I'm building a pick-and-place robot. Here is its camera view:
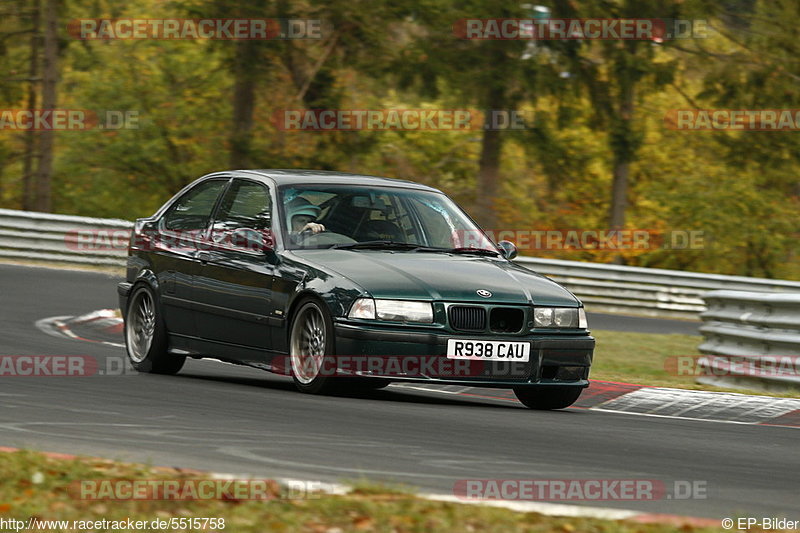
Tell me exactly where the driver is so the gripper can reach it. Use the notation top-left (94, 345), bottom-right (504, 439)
top-left (285, 197), bottom-right (325, 236)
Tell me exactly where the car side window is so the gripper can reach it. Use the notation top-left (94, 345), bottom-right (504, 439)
top-left (163, 179), bottom-right (227, 231)
top-left (212, 180), bottom-right (272, 234)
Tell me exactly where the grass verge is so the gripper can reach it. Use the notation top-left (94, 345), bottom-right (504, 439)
top-left (590, 329), bottom-right (798, 398)
top-left (0, 449), bottom-right (739, 533)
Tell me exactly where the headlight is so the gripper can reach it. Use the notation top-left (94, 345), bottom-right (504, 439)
top-left (348, 298), bottom-right (433, 323)
top-left (533, 307), bottom-right (553, 326)
top-left (533, 307), bottom-right (584, 328)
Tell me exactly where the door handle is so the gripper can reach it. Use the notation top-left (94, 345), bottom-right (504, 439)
top-left (197, 251), bottom-right (211, 264)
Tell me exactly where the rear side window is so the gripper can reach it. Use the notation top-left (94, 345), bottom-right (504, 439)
top-left (163, 179), bottom-right (227, 231)
top-left (212, 180), bottom-right (272, 232)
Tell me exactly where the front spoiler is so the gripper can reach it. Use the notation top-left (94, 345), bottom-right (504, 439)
top-left (333, 321), bottom-right (594, 388)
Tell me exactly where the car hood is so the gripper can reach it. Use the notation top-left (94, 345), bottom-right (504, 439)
top-left (292, 250), bottom-right (579, 306)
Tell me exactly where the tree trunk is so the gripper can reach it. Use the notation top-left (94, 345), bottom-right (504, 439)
top-left (609, 158), bottom-right (629, 230)
top-left (608, 76), bottom-right (634, 232)
top-left (22, 0), bottom-right (40, 211)
top-left (475, 83), bottom-right (506, 230)
top-left (229, 41), bottom-right (257, 169)
top-left (32, 0), bottom-right (56, 212)
top-left (476, 129), bottom-right (502, 230)
top-left (608, 65), bottom-right (635, 264)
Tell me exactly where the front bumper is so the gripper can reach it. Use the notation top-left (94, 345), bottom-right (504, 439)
top-left (333, 321), bottom-right (594, 388)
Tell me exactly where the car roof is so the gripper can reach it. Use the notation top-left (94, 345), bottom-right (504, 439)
top-left (231, 169), bottom-right (442, 193)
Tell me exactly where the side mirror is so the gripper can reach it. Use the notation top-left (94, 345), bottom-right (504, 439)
top-left (497, 240), bottom-right (518, 260)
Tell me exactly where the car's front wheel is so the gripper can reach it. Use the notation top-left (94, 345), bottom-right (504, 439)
top-left (343, 377), bottom-right (391, 392)
top-left (513, 386), bottom-right (583, 410)
top-left (124, 284), bottom-right (185, 374)
top-left (290, 299), bottom-right (337, 394)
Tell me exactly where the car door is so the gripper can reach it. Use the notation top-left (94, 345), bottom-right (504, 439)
top-left (154, 178), bottom-right (229, 337)
top-left (193, 178), bottom-right (276, 353)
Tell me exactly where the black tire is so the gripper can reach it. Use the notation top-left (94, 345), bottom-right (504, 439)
top-left (124, 284), bottom-right (185, 375)
top-left (344, 377), bottom-right (391, 392)
top-left (513, 386), bottom-right (583, 410)
top-left (289, 299), bottom-right (337, 394)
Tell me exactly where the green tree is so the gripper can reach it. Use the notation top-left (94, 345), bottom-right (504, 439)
top-left (551, 0), bottom-right (713, 261)
top-left (691, 0), bottom-right (800, 276)
top-left (391, 0), bottom-right (545, 229)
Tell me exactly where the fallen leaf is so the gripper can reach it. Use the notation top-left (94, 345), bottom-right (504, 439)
top-left (354, 516), bottom-right (374, 530)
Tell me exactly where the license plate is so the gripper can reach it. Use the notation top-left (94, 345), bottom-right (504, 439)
top-left (446, 339), bottom-right (530, 362)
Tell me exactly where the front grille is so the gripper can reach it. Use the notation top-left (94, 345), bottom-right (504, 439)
top-left (489, 307), bottom-right (524, 333)
top-left (448, 306), bottom-right (486, 331)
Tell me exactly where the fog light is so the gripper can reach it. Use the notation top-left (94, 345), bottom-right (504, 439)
top-left (555, 366), bottom-right (586, 381)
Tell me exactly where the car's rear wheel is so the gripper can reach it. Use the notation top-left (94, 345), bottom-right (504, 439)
top-left (125, 285), bottom-right (185, 374)
top-left (290, 299), bottom-right (337, 394)
top-left (513, 386), bottom-right (583, 410)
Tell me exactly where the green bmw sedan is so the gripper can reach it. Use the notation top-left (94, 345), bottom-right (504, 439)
top-left (118, 170), bottom-right (594, 409)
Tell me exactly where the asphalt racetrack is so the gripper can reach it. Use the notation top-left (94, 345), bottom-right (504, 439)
top-left (0, 263), bottom-right (796, 519)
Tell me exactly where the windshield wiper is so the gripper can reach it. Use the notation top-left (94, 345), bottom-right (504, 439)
top-left (331, 241), bottom-right (500, 256)
top-left (332, 241), bottom-right (424, 250)
top-left (443, 247), bottom-right (500, 256)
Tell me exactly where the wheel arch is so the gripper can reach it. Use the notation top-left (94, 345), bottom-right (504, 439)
top-left (124, 270), bottom-right (167, 331)
top-left (132, 268), bottom-right (160, 294)
top-left (286, 290), bottom-right (331, 338)
top-left (285, 277), bottom-right (365, 330)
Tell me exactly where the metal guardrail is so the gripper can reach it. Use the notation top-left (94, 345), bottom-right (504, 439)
top-left (0, 208), bottom-right (132, 266)
top-left (514, 257), bottom-right (800, 319)
top-left (697, 290), bottom-right (800, 392)
top-left (2, 208), bottom-right (800, 319)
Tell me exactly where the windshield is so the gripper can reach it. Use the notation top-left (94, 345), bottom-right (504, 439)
top-left (279, 184), bottom-right (497, 252)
